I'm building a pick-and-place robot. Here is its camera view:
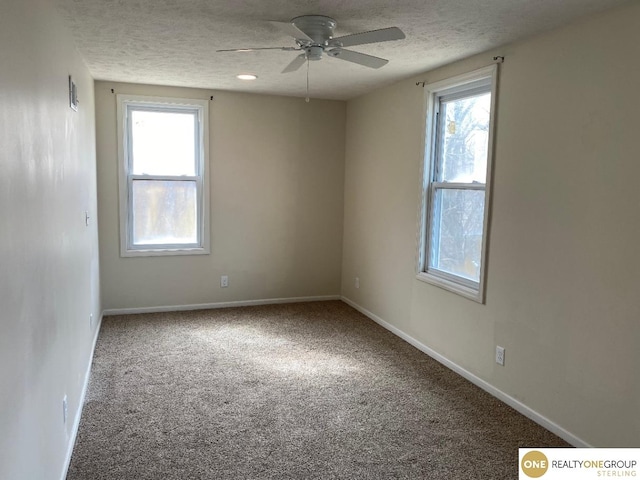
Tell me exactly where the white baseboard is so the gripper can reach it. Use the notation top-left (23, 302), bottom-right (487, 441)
top-left (60, 311), bottom-right (104, 480)
top-left (341, 296), bottom-right (591, 448)
top-left (102, 295), bottom-right (342, 316)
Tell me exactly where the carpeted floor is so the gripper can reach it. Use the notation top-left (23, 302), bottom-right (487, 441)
top-left (67, 301), bottom-right (568, 479)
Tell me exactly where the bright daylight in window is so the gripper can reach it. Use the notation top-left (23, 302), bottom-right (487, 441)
top-left (418, 66), bottom-right (497, 302)
top-left (117, 95), bottom-right (209, 256)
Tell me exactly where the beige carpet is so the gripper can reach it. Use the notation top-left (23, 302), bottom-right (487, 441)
top-left (67, 301), bottom-right (567, 479)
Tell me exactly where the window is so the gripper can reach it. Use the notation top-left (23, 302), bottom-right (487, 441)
top-left (117, 95), bottom-right (209, 256)
top-left (417, 66), bottom-right (497, 302)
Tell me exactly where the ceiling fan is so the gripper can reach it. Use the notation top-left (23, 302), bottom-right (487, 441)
top-left (217, 15), bottom-right (405, 73)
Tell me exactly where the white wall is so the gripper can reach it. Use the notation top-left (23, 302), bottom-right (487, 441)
top-left (96, 82), bottom-right (345, 311)
top-left (342, 2), bottom-right (640, 447)
top-left (0, 0), bottom-right (101, 478)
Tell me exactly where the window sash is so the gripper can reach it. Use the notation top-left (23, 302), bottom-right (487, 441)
top-left (126, 175), bottom-right (203, 251)
top-left (433, 87), bottom-right (491, 184)
top-left (426, 185), bottom-right (486, 289)
top-left (126, 105), bottom-right (201, 177)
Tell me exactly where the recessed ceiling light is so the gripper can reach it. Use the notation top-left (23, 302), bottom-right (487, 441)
top-left (236, 74), bottom-right (258, 81)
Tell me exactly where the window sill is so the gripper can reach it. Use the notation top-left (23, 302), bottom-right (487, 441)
top-left (121, 247), bottom-right (210, 258)
top-left (416, 271), bottom-right (484, 304)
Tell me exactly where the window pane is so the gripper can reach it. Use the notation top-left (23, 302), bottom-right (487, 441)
top-left (130, 109), bottom-right (196, 176)
top-left (430, 189), bottom-right (485, 282)
top-left (439, 92), bottom-right (490, 183)
top-left (132, 180), bottom-right (197, 245)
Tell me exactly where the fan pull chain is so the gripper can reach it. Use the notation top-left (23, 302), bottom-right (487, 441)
top-left (305, 58), bottom-right (310, 103)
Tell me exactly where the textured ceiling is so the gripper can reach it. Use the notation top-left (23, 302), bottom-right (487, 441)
top-left (54, 0), bottom-right (630, 100)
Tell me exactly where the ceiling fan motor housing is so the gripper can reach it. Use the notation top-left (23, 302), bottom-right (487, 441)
top-left (291, 15), bottom-right (337, 45)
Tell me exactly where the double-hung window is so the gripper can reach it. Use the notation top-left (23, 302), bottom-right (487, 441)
top-left (418, 66), bottom-right (497, 302)
top-left (117, 95), bottom-right (209, 256)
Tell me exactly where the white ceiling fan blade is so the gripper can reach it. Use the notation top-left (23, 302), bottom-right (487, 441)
top-left (327, 49), bottom-right (388, 69)
top-left (282, 54), bottom-right (307, 73)
top-left (217, 47), bottom-right (299, 52)
top-left (269, 21), bottom-right (313, 42)
top-left (330, 27), bottom-right (405, 48)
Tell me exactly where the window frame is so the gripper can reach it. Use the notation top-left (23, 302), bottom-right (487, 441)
top-left (416, 65), bottom-right (498, 303)
top-left (116, 94), bottom-right (210, 257)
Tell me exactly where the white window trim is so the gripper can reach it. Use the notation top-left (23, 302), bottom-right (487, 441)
top-left (416, 65), bottom-right (498, 303)
top-left (116, 94), bottom-right (210, 257)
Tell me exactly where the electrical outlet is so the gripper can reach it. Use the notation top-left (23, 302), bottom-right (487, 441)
top-left (355, 277), bottom-right (360, 289)
top-left (62, 395), bottom-right (68, 424)
top-left (496, 346), bottom-right (505, 366)
top-left (220, 275), bottom-right (229, 288)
